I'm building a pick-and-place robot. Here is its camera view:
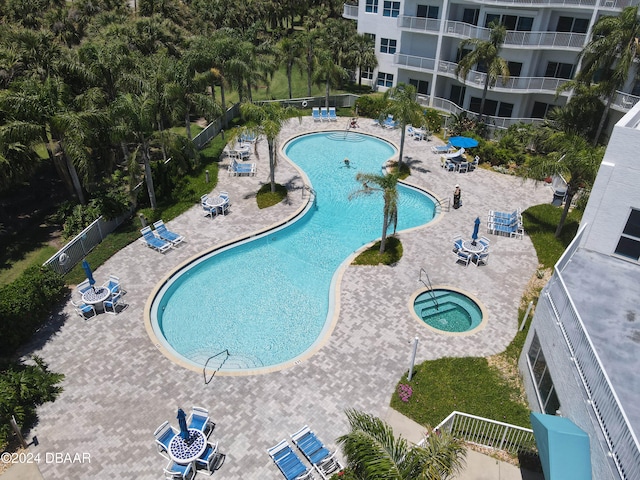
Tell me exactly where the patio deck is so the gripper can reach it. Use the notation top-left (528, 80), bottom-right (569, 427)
top-left (17, 117), bottom-right (551, 479)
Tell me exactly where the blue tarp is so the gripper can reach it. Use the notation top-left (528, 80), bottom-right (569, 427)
top-left (530, 412), bottom-right (592, 480)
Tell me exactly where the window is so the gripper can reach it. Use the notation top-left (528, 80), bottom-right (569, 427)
top-left (615, 209), bottom-right (640, 261)
top-left (380, 38), bottom-right (397, 54)
top-left (409, 78), bottom-right (429, 95)
top-left (502, 15), bottom-right (517, 30)
top-left (486, 14), bottom-right (533, 31)
top-left (365, 0), bottom-right (378, 13)
top-left (449, 85), bottom-right (465, 106)
top-left (377, 72), bottom-right (394, 88)
top-left (497, 102), bottom-right (514, 118)
top-left (531, 101), bottom-right (553, 118)
top-left (383, 1), bottom-right (400, 17)
top-left (470, 97), bottom-right (498, 116)
top-left (463, 8), bottom-right (479, 26)
top-left (456, 48), bottom-right (473, 62)
top-left (485, 14), bottom-right (500, 27)
top-left (416, 5), bottom-right (439, 19)
top-left (556, 16), bottom-right (589, 33)
top-left (545, 62), bottom-right (574, 79)
top-left (528, 333), bottom-right (561, 415)
top-left (364, 33), bottom-right (376, 42)
top-left (361, 67), bottom-right (374, 80)
top-left (517, 17), bottom-right (534, 31)
top-left (508, 62), bottom-right (522, 77)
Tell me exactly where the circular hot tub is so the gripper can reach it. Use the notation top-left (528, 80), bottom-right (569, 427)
top-left (410, 288), bottom-right (486, 335)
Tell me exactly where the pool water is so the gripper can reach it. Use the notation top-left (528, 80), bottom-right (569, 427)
top-left (413, 289), bottom-right (483, 333)
top-left (152, 132), bottom-right (437, 371)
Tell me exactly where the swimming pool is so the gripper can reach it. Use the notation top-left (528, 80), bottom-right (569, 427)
top-left (150, 132), bottom-right (437, 373)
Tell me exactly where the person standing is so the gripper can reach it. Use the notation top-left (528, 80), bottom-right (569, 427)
top-left (453, 184), bottom-right (461, 209)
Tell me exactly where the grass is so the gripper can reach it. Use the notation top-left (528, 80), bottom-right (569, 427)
top-left (0, 245), bottom-right (57, 286)
top-left (352, 236), bottom-right (403, 265)
top-left (391, 203), bottom-right (583, 430)
top-left (256, 183), bottom-right (288, 209)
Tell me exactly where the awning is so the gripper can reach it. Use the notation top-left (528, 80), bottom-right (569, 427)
top-left (530, 412), bottom-right (592, 480)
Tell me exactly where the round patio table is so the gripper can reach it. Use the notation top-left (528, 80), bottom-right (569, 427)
top-left (168, 429), bottom-right (206, 465)
top-left (462, 241), bottom-right (484, 254)
top-left (81, 287), bottom-right (111, 306)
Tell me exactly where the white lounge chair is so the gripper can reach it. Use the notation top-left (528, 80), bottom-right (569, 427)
top-left (291, 425), bottom-right (343, 479)
top-left (320, 107), bottom-right (329, 121)
top-left (140, 227), bottom-right (172, 253)
top-left (311, 107), bottom-right (321, 121)
top-left (228, 159), bottom-right (256, 176)
top-left (432, 143), bottom-right (453, 154)
top-left (328, 107), bottom-right (337, 121)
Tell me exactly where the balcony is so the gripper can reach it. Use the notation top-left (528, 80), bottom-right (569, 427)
top-left (611, 90), bottom-right (640, 112)
top-left (397, 15), bottom-right (441, 33)
top-left (342, 3), bottom-right (358, 20)
top-left (443, 21), bottom-right (586, 50)
top-left (394, 53), bottom-right (436, 73)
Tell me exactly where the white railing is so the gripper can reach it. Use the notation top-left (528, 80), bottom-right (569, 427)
top-left (342, 3), bottom-right (358, 19)
top-left (433, 411), bottom-right (536, 456)
top-left (394, 53), bottom-right (436, 72)
top-left (443, 21), bottom-right (586, 49)
top-left (547, 240), bottom-right (640, 479)
top-left (464, 0), bottom-right (627, 6)
top-left (612, 90), bottom-right (640, 111)
top-left (397, 15), bottom-right (441, 33)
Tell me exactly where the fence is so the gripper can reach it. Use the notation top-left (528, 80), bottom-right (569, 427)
top-left (43, 211), bottom-right (132, 275)
top-left (433, 411), bottom-right (537, 456)
top-left (258, 94), bottom-right (359, 110)
top-left (193, 103), bottom-right (241, 150)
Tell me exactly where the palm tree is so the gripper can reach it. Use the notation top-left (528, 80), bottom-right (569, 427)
top-left (314, 48), bottom-right (348, 110)
top-left (350, 172), bottom-right (399, 254)
top-left (524, 133), bottom-right (604, 237)
top-left (240, 102), bottom-right (301, 193)
top-left (456, 22), bottom-right (509, 121)
top-left (570, 6), bottom-right (640, 145)
top-left (383, 83), bottom-right (425, 171)
top-left (349, 34), bottom-right (378, 87)
top-left (277, 35), bottom-right (304, 99)
top-left (337, 409), bottom-right (466, 480)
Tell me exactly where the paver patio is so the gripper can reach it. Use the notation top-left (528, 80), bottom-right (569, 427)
top-left (17, 116), bottom-right (551, 479)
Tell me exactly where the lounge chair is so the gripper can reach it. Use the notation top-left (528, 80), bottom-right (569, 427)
top-left (154, 421), bottom-right (178, 459)
top-left (163, 459), bottom-right (194, 480)
top-left (320, 107), bottom-right (329, 121)
top-left (431, 143), bottom-right (453, 154)
top-left (311, 107), bottom-right (321, 121)
top-left (291, 426), bottom-right (343, 479)
top-left (153, 220), bottom-right (185, 246)
top-left (71, 298), bottom-right (97, 319)
top-left (188, 406), bottom-right (215, 437)
top-left (268, 440), bottom-right (314, 480)
top-left (383, 114), bottom-right (397, 129)
top-left (240, 131), bottom-right (257, 143)
top-left (328, 107), bottom-right (337, 121)
top-left (196, 441), bottom-right (223, 476)
top-left (140, 226), bottom-right (172, 253)
top-left (228, 159), bottom-right (256, 176)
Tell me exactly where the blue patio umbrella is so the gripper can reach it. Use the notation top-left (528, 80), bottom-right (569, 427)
top-left (177, 408), bottom-right (189, 440)
top-left (471, 217), bottom-right (481, 245)
top-left (81, 260), bottom-right (96, 288)
top-left (449, 136), bottom-right (479, 148)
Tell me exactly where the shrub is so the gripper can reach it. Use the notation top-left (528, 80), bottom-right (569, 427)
top-left (422, 108), bottom-right (443, 134)
top-left (354, 94), bottom-right (388, 119)
top-left (0, 266), bottom-right (67, 356)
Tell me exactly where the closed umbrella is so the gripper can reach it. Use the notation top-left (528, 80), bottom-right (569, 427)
top-left (177, 408), bottom-right (189, 440)
top-left (472, 217), bottom-right (481, 245)
top-left (81, 260), bottom-right (96, 291)
top-left (449, 136), bottom-right (479, 148)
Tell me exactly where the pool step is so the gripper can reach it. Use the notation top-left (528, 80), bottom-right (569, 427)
top-left (326, 132), bottom-right (367, 142)
top-left (223, 353), bottom-right (264, 370)
top-left (419, 301), bottom-right (462, 319)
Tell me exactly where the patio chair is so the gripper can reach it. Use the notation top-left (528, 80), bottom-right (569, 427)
top-left (311, 107), bottom-right (321, 121)
top-left (101, 275), bottom-right (123, 296)
top-left (196, 441), bottom-right (223, 475)
top-left (153, 220), bottom-right (185, 246)
top-left (268, 440), bottom-right (314, 480)
top-left (154, 421), bottom-right (178, 459)
top-left (291, 426), bottom-right (343, 479)
top-left (478, 236), bottom-right (491, 249)
top-left (218, 192), bottom-right (231, 215)
top-left (201, 195), bottom-right (219, 218)
top-left (71, 298), bottom-right (97, 319)
top-left (454, 250), bottom-right (471, 267)
top-left (407, 125), bottom-right (415, 137)
top-left (103, 291), bottom-right (125, 315)
top-left (320, 107), bottom-right (329, 121)
top-left (328, 107), bottom-right (337, 121)
top-left (452, 235), bottom-right (463, 253)
top-left (442, 158), bottom-right (456, 172)
top-left (77, 279), bottom-right (93, 294)
top-left (470, 155), bottom-right (480, 170)
top-left (457, 161), bottom-right (469, 173)
top-left (140, 226), bottom-right (172, 253)
top-left (163, 459), bottom-right (194, 480)
top-left (474, 251), bottom-right (490, 267)
top-left (188, 406), bottom-right (215, 437)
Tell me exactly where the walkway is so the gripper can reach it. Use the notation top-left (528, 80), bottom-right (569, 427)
top-left (14, 117), bottom-right (551, 479)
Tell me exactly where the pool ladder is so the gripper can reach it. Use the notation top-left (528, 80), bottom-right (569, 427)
top-left (203, 349), bottom-right (230, 384)
top-left (419, 268), bottom-right (439, 311)
top-left (302, 185), bottom-right (317, 208)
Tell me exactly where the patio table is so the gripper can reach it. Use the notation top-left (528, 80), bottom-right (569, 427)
top-left (81, 287), bottom-right (111, 312)
top-left (462, 241), bottom-right (484, 255)
top-left (205, 196), bottom-right (227, 215)
top-left (168, 428), bottom-right (206, 466)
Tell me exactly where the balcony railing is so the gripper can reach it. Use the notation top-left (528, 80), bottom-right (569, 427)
top-left (443, 21), bottom-right (586, 49)
top-left (612, 90), bottom-right (640, 111)
top-left (342, 3), bottom-right (358, 19)
top-left (547, 229), bottom-right (640, 480)
top-left (394, 53), bottom-right (436, 72)
top-left (432, 411), bottom-right (536, 456)
top-left (397, 15), bottom-right (441, 33)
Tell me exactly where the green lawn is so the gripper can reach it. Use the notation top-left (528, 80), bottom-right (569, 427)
top-left (391, 203), bottom-right (582, 429)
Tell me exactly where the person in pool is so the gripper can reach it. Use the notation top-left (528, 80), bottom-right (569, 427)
top-left (343, 158), bottom-right (351, 167)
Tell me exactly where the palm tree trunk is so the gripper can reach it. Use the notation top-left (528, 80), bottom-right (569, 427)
top-left (220, 81), bottom-right (228, 129)
top-left (185, 109), bottom-right (192, 141)
top-left (42, 128), bottom-right (75, 197)
top-left (479, 75), bottom-right (490, 122)
top-left (268, 140), bottom-right (276, 193)
top-left (246, 78), bottom-right (253, 102)
top-left (142, 141), bottom-right (157, 209)
top-left (325, 79), bottom-right (330, 110)
top-left (555, 190), bottom-right (574, 238)
top-left (398, 126), bottom-right (406, 170)
top-left (287, 65), bottom-right (293, 99)
top-left (379, 211), bottom-right (389, 254)
top-left (593, 96), bottom-right (613, 146)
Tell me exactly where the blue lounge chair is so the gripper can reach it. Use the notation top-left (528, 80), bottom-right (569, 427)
top-left (140, 226), bottom-right (172, 253)
top-left (153, 220), bottom-right (184, 246)
top-left (228, 159), bottom-right (256, 176)
top-left (328, 107), bottom-right (337, 121)
top-left (291, 426), bottom-right (343, 479)
top-left (312, 107), bottom-right (321, 121)
top-left (431, 143), bottom-right (453, 154)
top-left (320, 107), bottom-right (329, 121)
top-left (268, 440), bottom-right (314, 480)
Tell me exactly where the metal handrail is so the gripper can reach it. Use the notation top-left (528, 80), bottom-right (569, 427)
top-left (419, 268), bottom-right (438, 311)
top-left (203, 349), bottom-right (230, 384)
